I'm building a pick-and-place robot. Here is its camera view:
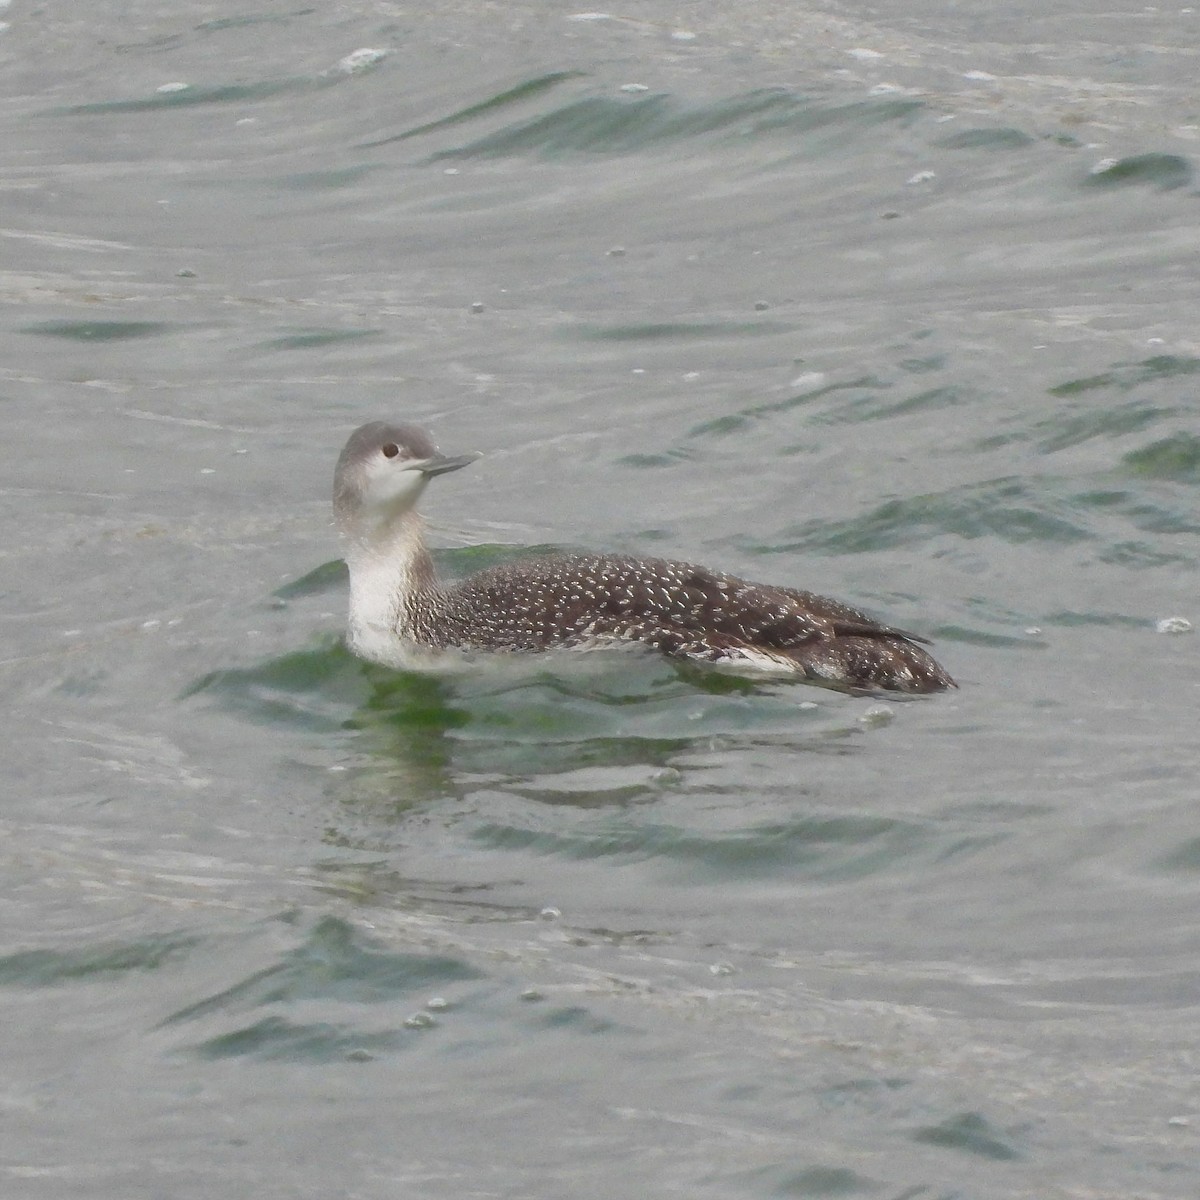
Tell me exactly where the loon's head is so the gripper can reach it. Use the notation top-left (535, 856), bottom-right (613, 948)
top-left (333, 421), bottom-right (478, 541)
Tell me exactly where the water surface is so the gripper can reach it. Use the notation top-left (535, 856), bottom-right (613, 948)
top-left (2, 2), bottom-right (1198, 1196)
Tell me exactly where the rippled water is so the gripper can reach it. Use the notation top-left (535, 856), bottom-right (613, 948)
top-left (3, 2), bottom-right (1199, 1196)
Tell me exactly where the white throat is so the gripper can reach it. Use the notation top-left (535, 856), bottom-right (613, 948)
top-left (341, 514), bottom-right (435, 668)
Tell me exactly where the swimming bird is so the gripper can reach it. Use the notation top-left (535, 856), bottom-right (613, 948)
top-left (333, 421), bottom-right (955, 693)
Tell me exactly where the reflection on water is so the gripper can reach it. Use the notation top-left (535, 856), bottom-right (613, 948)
top-left (185, 628), bottom-right (886, 818)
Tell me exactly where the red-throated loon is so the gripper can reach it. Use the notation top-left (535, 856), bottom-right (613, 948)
top-left (333, 421), bottom-right (956, 693)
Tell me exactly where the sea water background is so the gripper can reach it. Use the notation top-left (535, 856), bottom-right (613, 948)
top-left (2, 2), bottom-right (1199, 1196)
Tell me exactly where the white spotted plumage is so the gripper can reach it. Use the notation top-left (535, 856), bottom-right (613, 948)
top-left (333, 421), bottom-right (956, 693)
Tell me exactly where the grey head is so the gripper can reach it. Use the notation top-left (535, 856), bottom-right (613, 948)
top-left (333, 421), bottom-right (478, 538)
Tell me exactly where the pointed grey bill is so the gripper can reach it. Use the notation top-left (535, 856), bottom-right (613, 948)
top-left (421, 451), bottom-right (482, 477)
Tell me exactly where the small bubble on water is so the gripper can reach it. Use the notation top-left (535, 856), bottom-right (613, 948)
top-left (1156, 616), bottom-right (1192, 635)
top-left (333, 48), bottom-right (389, 75)
top-left (858, 705), bottom-right (895, 728)
top-left (539, 906), bottom-right (562, 921)
top-left (426, 996), bottom-right (451, 1012)
top-left (709, 961), bottom-right (736, 976)
top-left (790, 371), bottom-right (826, 389)
top-left (404, 1012), bottom-right (436, 1029)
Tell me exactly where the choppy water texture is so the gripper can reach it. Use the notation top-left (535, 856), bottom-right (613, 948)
top-left (2, 2), bottom-right (1199, 1197)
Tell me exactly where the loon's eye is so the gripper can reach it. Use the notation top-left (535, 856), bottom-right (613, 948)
top-left (381, 443), bottom-right (400, 459)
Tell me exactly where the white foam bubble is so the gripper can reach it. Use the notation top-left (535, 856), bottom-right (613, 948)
top-left (1156, 616), bottom-right (1192, 634)
top-left (333, 48), bottom-right (389, 75)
